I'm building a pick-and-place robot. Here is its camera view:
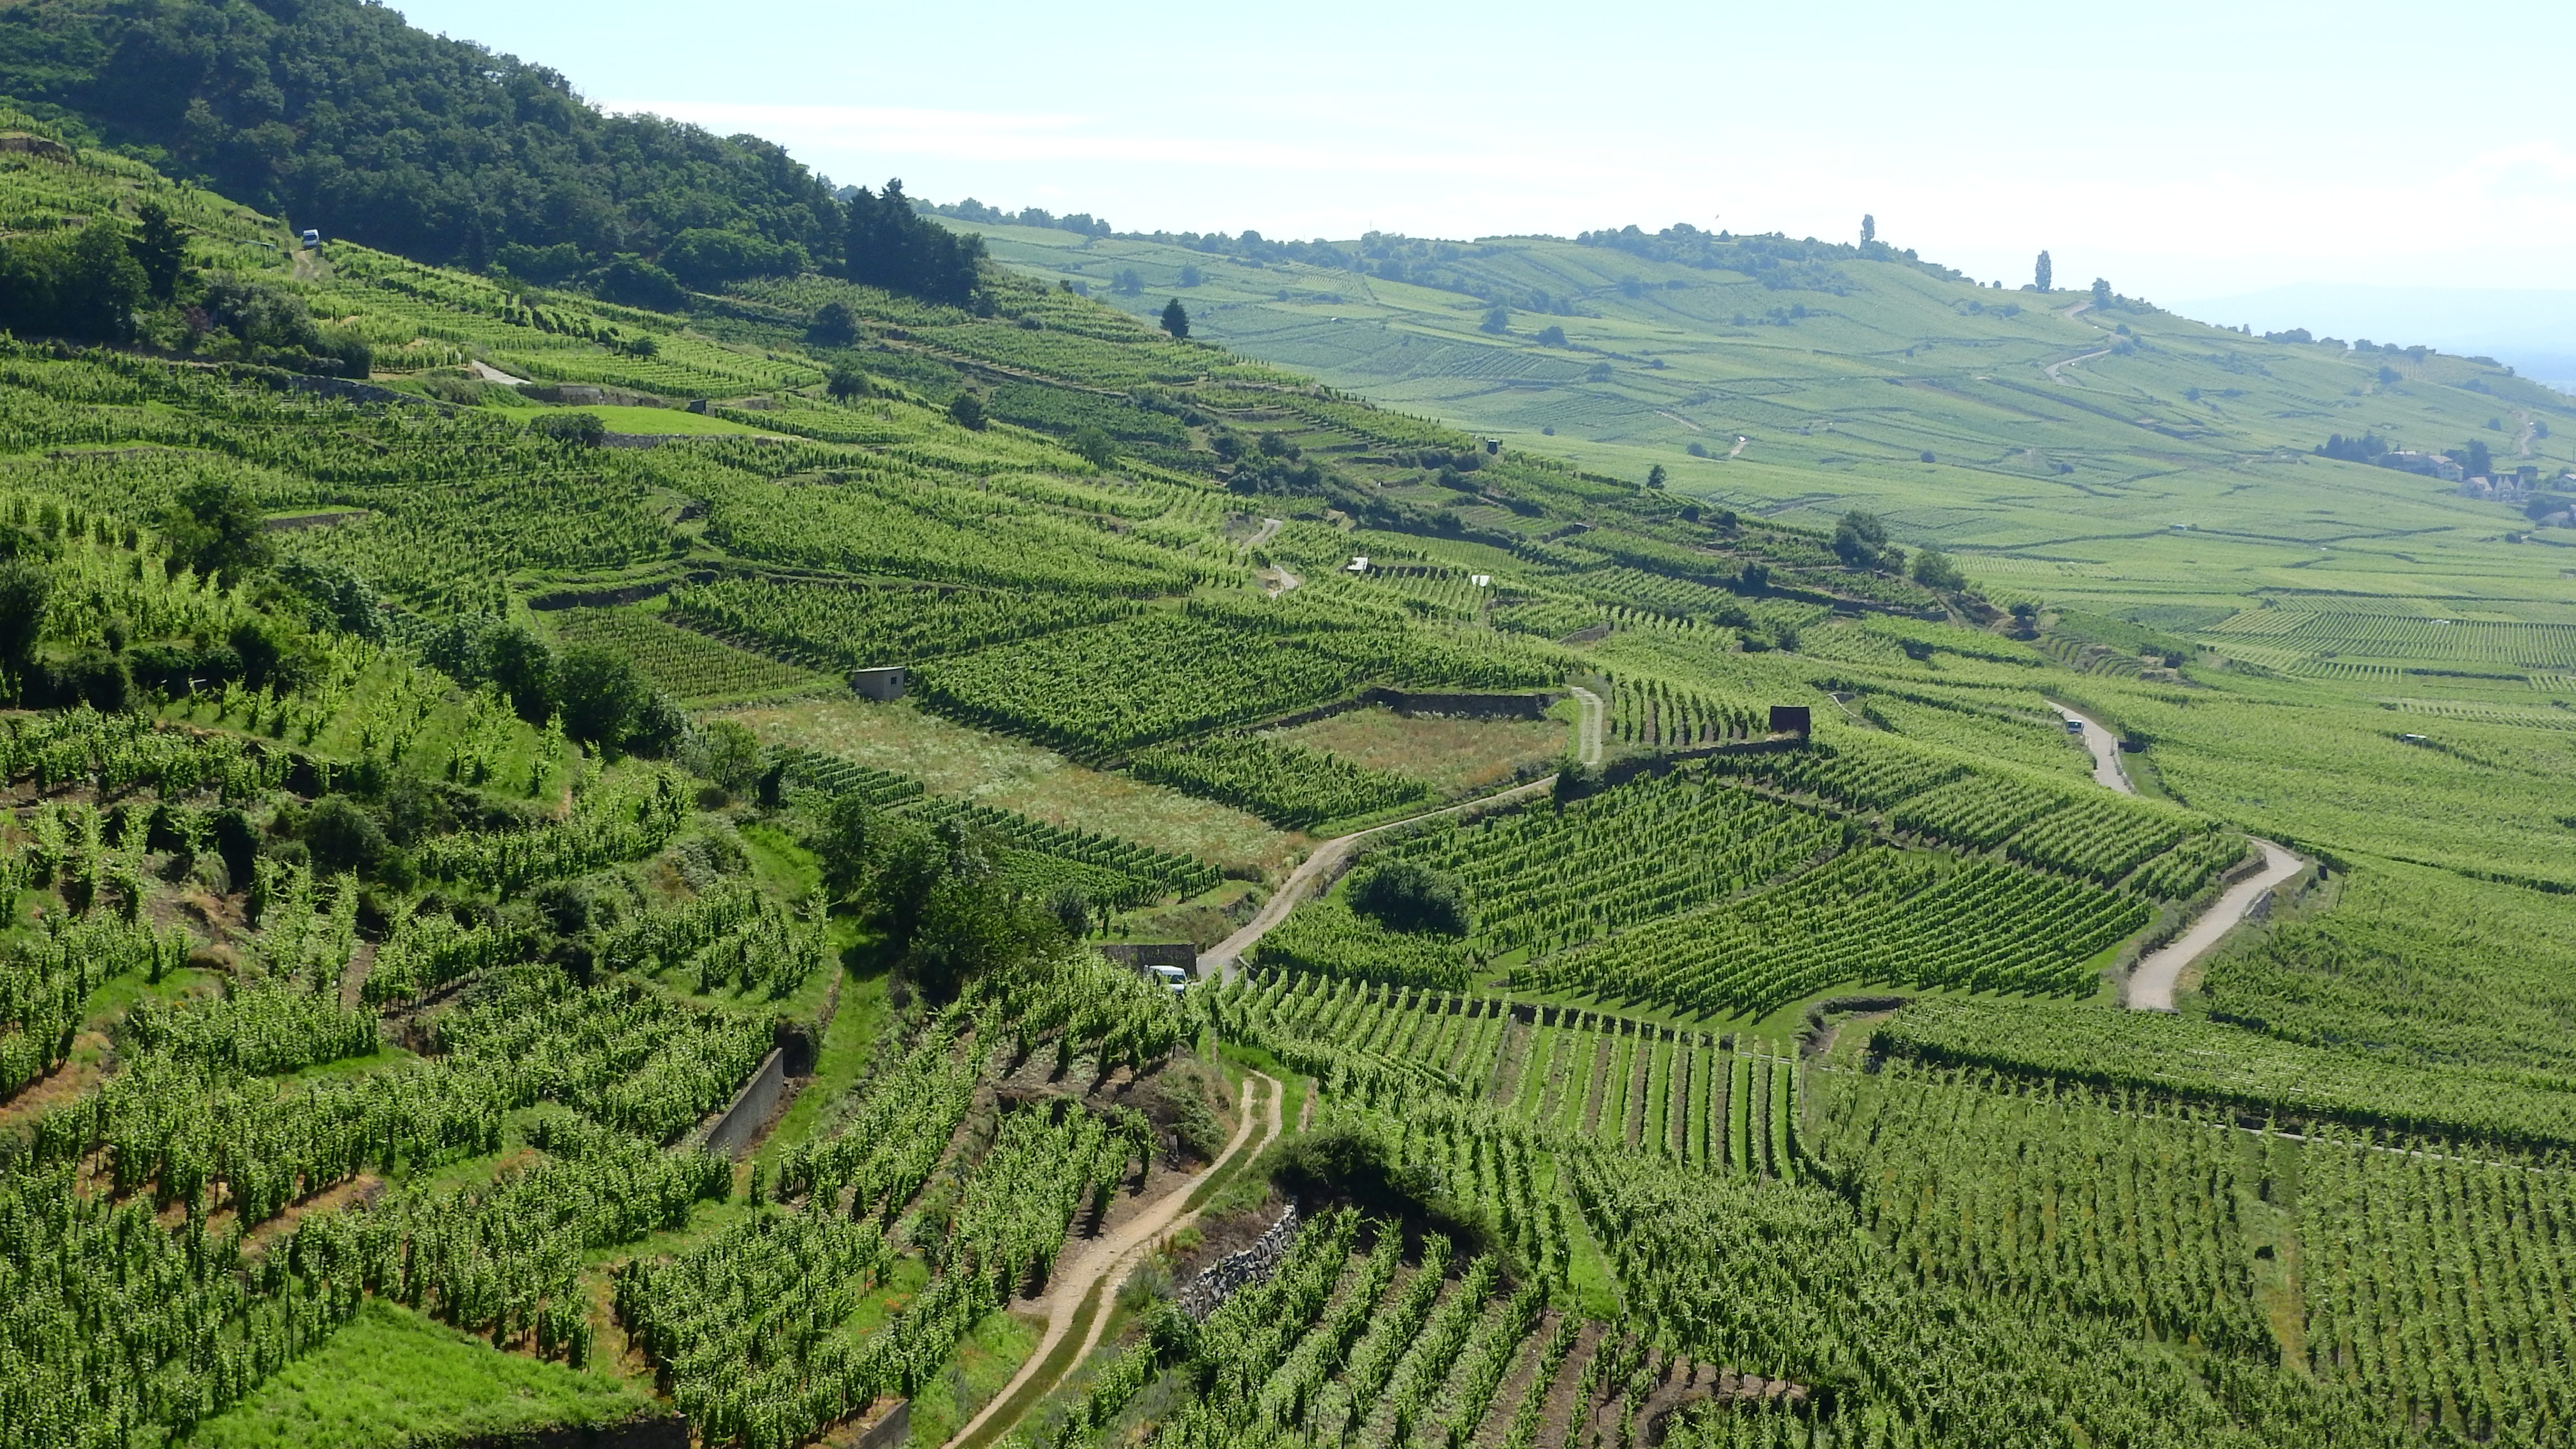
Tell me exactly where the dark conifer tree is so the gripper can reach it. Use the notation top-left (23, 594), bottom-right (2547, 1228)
top-left (1161, 297), bottom-right (1190, 339)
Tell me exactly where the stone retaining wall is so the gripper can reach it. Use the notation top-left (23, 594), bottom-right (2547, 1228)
top-left (1178, 1206), bottom-right (1300, 1320)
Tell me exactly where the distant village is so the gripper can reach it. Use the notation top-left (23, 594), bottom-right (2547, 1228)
top-left (2318, 433), bottom-right (2574, 525)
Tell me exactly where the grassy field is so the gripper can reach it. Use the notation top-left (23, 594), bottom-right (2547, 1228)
top-left (186, 1300), bottom-right (657, 1448)
top-left (1267, 705), bottom-right (1571, 797)
top-left (719, 697), bottom-right (1300, 873)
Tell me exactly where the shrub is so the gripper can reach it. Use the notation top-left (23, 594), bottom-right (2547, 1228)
top-left (531, 411), bottom-right (607, 447)
top-left (1345, 858), bottom-right (1467, 936)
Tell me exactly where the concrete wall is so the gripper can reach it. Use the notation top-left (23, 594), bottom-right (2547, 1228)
top-left (1100, 943), bottom-right (1197, 970)
top-left (455, 1413), bottom-right (689, 1448)
top-left (695, 1048), bottom-right (786, 1160)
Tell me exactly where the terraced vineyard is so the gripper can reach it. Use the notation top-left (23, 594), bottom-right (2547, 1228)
top-left (9, 48), bottom-right (2576, 1449)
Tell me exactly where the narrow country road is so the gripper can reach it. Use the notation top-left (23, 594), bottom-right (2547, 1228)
top-left (1199, 686), bottom-right (1604, 980)
top-left (2124, 842), bottom-right (2305, 1011)
top-left (2045, 700), bottom-right (2132, 793)
top-left (2045, 702), bottom-right (2308, 1010)
top-left (946, 1072), bottom-right (1284, 1449)
top-left (1246, 517), bottom-right (1284, 550)
top-left (2044, 347), bottom-right (2112, 383)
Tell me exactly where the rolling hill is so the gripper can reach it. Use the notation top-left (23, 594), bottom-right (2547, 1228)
top-left (4, 14), bottom-right (2576, 1449)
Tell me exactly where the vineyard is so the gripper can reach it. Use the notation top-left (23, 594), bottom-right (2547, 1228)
top-left (665, 576), bottom-right (1139, 672)
top-left (542, 607), bottom-right (827, 704)
top-left (1130, 732), bottom-right (1433, 829)
top-left (4, 88), bottom-right (2575, 1449)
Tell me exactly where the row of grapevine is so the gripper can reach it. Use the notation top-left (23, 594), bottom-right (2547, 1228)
top-left (1386, 766), bottom-right (1848, 958)
top-left (0, 705), bottom-right (284, 799)
top-left (543, 607), bottom-right (826, 704)
top-left (598, 879), bottom-right (831, 1000)
top-left (1604, 674), bottom-right (1768, 748)
top-left (666, 575), bottom-right (1140, 670)
top-left (1515, 849), bottom-right (2149, 1019)
top-left (1810, 1059), bottom-right (2276, 1358)
top-left (1130, 732), bottom-right (1433, 830)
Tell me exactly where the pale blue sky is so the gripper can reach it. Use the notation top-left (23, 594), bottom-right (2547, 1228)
top-left (395, 0), bottom-right (2576, 303)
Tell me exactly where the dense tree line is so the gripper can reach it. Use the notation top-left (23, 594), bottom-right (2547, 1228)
top-left (0, 0), bottom-right (841, 274)
top-left (0, 0), bottom-right (987, 308)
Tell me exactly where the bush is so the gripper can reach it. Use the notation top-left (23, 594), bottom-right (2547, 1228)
top-left (0, 224), bottom-right (146, 342)
top-left (948, 392), bottom-right (987, 430)
top-left (531, 411), bottom-right (607, 447)
top-left (556, 645), bottom-right (651, 749)
top-left (304, 795), bottom-right (389, 875)
top-left (659, 228), bottom-right (803, 289)
top-left (1345, 858), bottom-right (1467, 936)
top-left (593, 255), bottom-right (686, 311)
top-left (808, 301), bottom-right (860, 347)
top-left (1068, 423), bottom-right (1116, 467)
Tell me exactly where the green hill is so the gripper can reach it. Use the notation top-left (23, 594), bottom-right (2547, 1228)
top-left (6, 31), bottom-right (2576, 1449)
top-left (959, 216), bottom-right (2576, 619)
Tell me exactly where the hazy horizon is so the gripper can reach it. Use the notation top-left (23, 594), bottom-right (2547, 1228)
top-left (388, 0), bottom-right (2575, 313)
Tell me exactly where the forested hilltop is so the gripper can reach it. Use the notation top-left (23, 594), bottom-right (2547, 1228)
top-left (3, 13), bottom-right (2576, 1449)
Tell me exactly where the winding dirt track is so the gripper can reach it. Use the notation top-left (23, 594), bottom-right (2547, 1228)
top-left (2045, 700), bottom-right (2306, 1010)
top-left (1198, 687), bottom-right (1604, 980)
top-left (945, 1072), bottom-right (1285, 1449)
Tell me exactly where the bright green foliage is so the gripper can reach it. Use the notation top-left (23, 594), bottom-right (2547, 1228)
top-left (667, 577), bottom-right (1139, 670)
top-left (909, 795), bottom-right (1221, 906)
top-left (771, 745), bottom-right (929, 807)
top-left (544, 608), bottom-right (824, 704)
top-left (1250, 902), bottom-right (1480, 989)
top-left (0, 913), bottom-right (192, 1093)
top-left (1518, 847), bottom-right (2148, 1018)
top-left (1702, 735), bottom-right (1971, 809)
top-left (915, 609), bottom-right (1560, 757)
top-left (598, 879), bottom-right (831, 1000)
top-left (1131, 733), bottom-right (1431, 828)
top-left (1875, 995), bottom-right (2576, 1149)
top-left (1603, 673), bottom-right (1767, 746)
top-left (1814, 1060), bottom-right (2276, 1357)
top-left (1389, 768), bottom-right (1846, 958)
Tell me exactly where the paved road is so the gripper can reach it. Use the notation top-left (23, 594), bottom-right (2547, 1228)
top-left (2124, 841), bottom-right (2305, 1011)
top-left (2044, 702), bottom-right (2308, 1010)
top-left (1198, 686), bottom-right (1603, 980)
top-left (2044, 347), bottom-right (2113, 383)
top-left (944, 1072), bottom-right (1284, 1449)
top-left (2045, 700), bottom-right (2133, 793)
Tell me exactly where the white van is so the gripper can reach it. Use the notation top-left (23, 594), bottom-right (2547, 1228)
top-left (1148, 964), bottom-right (1191, 996)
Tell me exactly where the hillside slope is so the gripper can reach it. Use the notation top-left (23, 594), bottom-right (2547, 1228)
top-left (962, 219), bottom-right (2576, 621)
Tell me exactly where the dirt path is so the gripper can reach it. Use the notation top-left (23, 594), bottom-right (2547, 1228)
top-left (2044, 703), bottom-right (2308, 1010)
top-left (2125, 841), bottom-right (2305, 1011)
top-left (1247, 517), bottom-right (1285, 550)
top-left (946, 1072), bottom-right (1284, 1449)
top-left (1727, 435), bottom-right (1748, 458)
top-left (1568, 684), bottom-right (1604, 769)
top-left (2044, 700), bottom-right (2132, 793)
top-left (1199, 688), bottom-right (1603, 979)
top-left (470, 359), bottom-right (532, 386)
top-left (2517, 410), bottom-right (2536, 458)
